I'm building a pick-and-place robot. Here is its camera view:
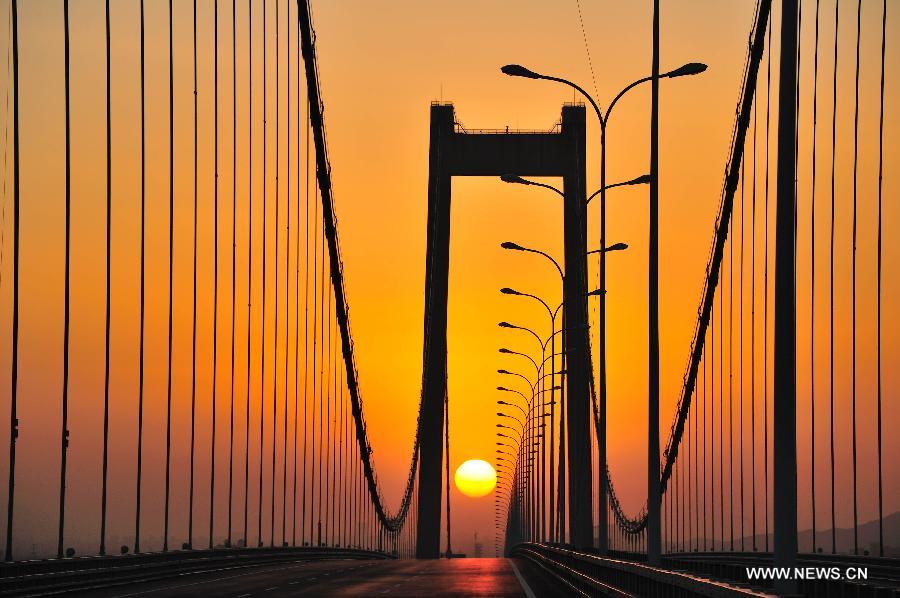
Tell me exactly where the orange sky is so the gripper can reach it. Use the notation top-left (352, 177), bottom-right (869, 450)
top-left (0, 0), bottom-right (896, 559)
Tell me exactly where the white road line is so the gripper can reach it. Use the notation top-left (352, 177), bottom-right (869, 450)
top-left (112, 562), bottom-right (309, 597)
top-left (509, 559), bottom-right (537, 598)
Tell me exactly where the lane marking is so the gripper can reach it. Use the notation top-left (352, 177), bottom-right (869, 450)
top-left (509, 559), bottom-right (538, 598)
top-left (112, 562), bottom-right (312, 597)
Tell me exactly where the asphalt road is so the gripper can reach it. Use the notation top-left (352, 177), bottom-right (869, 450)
top-left (66, 557), bottom-right (570, 597)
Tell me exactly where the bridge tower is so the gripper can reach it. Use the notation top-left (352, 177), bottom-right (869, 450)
top-left (416, 103), bottom-right (591, 557)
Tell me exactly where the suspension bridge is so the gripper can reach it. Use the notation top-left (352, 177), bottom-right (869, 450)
top-left (0, 0), bottom-right (896, 596)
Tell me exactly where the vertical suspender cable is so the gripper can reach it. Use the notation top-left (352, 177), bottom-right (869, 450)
top-left (325, 281), bottom-right (332, 543)
top-left (764, 8), bottom-right (771, 553)
top-left (739, 147), bottom-right (745, 551)
top-left (332, 309), bottom-right (338, 542)
top-left (282, 0), bottom-right (291, 545)
top-left (811, 0), bottom-right (821, 554)
top-left (210, 0), bottom-right (219, 551)
top-left (302, 65), bottom-right (310, 548)
top-left (287, 0), bottom-right (296, 548)
top-left (850, 0), bottom-right (861, 556)
top-left (310, 177), bottom-right (319, 547)
top-left (317, 192), bottom-right (324, 547)
top-left (729, 215), bottom-right (734, 551)
top-left (751, 83), bottom-right (757, 553)
top-left (57, 0), bottom-right (72, 560)
top-left (258, 0), bottom-right (267, 549)
top-left (271, 0), bottom-right (280, 546)
top-left (270, 0), bottom-right (280, 547)
top-left (445, 390), bottom-right (451, 557)
top-left (99, 0), bottom-right (112, 557)
top-left (828, 0), bottom-right (839, 556)
top-left (135, 0), bottom-right (146, 555)
top-left (283, 0), bottom-right (291, 545)
top-left (3, 0), bottom-right (18, 563)
top-left (876, 0), bottom-right (886, 559)
top-left (694, 383), bottom-right (698, 548)
top-left (163, 0), bottom-right (175, 553)
top-left (711, 295), bottom-right (716, 549)
top-left (701, 351), bottom-right (706, 550)
top-left (338, 353), bottom-right (343, 544)
top-left (243, 0), bottom-right (253, 548)
top-left (318, 252), bottom-right (326, 545)
top-left (292, 0), bottom-right (301, 547)
top-left (719, 260), bottom-right (724, 549)
top-left (228, 0), bottom-right (237, 548)
top-left (209, 0), bottom-right (219, 550)
top-left (189, 0), bottom-right (199, 550)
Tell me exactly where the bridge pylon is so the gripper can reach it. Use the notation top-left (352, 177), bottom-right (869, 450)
top-left (415, 103), bottom-right (591, 557)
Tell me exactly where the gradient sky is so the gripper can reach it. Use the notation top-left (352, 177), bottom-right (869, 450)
top-left (0, 0), bottom-right (896, 559)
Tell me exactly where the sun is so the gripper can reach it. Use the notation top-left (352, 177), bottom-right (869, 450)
top-left (454, 459), bottom-right (497, 498)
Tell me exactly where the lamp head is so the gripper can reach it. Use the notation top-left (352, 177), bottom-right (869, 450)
top-left (500, 287), bottom-right (519, 296)
top-left (501, 64), bottom-right (541, 79)
top-left (606, 242), bottom-right (629, 252)
top-left (630, 174), bottom-right (652, 185)
top-left (666, 62), bottom-right (707, 78)
top-left (498, 321), bottom-right (514, 328)
top-left (500, 174), bottom-right (531, 186)
top-left (500, 241), bottom-right (525, 251)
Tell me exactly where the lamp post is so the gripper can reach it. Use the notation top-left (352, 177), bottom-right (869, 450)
top-left (502, 59), bottom-right (706, 553)
top-left (498, 246), bottom-right (563, 543)
top-left (499, 287), bottom-right (556, 541)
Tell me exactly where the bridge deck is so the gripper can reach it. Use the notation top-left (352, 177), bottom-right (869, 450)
top-left (60, 558), bottom-right (554, 598)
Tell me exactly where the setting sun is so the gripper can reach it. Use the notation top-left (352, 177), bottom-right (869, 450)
top-left (454, 460), bottom-right (497, 498)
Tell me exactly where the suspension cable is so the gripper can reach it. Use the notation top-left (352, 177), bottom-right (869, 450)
top-left (134, 0), bottom-right (146, 555)
top-left (876, 0), bottom-right (886, 559)
top-left (3, 0), bottom-right (18, 563)
top-left (189, 0), bottom-right (199, 550)
top-left (210, 0), bottom-right (220, 551)
top-left (99, 0), bottom-right (112, 558)
top-left (810, 0), bottom-right (821, 555)
top-left (57, 0), bottom-right (71, 560)
top-left (828, 0), bottom-right (839, 556)
top-left (850, 0), bottom-right (861, 556)
top-left (228, 0), bottom-right (238, 549)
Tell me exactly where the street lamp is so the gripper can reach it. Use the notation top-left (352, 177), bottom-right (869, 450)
top-left (587, 242), bottom-right (629, 256)
top-left (498, 347), bottom-right (539, 373)
top-left (501, 173), bottom-right (651, 205)
top-left (497, 411), bottom-right (525, 426)
top-left (498, 241), bottom-right (564, 543)
top-left (502, 59), bottom-right (706, 553)
top-left (497, 400), bottom-right (526, 415)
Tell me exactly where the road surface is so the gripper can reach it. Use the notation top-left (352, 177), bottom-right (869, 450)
top-left (67, 557), bottom-right (568, 597)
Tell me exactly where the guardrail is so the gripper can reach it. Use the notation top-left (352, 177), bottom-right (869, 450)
top-left (512, 544), bottom-right (900, 597)
top-left (0, 546), bottom-right (391, 597)
top-left (664, 552), bottom-right (900, 598)
top-left (511, 543), bottom-right (772, 597)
